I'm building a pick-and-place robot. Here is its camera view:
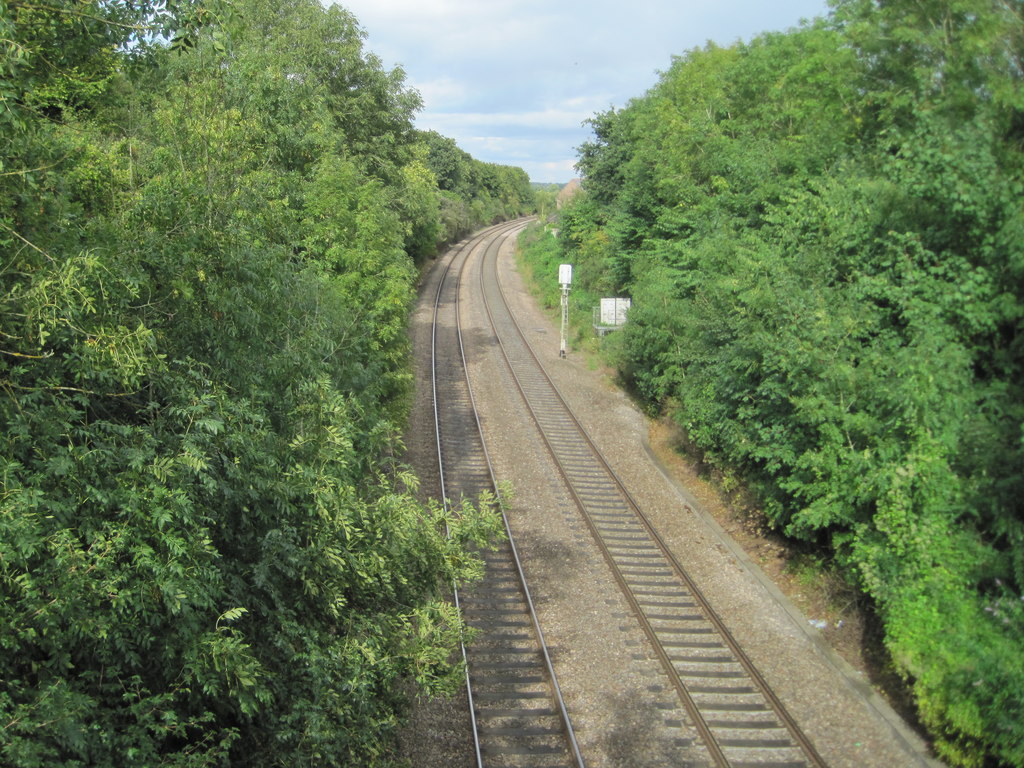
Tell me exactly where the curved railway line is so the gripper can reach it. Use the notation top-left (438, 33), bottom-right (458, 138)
top-left (423, 220), bottom-right (928, 767)
top-left (431, 220), bottom-right (584, 768)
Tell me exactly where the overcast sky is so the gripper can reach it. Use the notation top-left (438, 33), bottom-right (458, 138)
top-left (333, 1), bottom-right (834, 184)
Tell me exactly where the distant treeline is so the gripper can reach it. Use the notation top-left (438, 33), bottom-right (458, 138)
top-left (538, 1), bottom-right (1024, 765)
top-left (0, 0), bottom-right (524, 765)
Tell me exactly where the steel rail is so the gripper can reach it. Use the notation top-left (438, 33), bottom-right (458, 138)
top-left (430, 228), bottom-right (489, 768)
top-left (431, 220), bottom-right (530, 767)
top-left (466, 225), bottom-right (585, 768)
top-left (430, 219), bottom-right (585, 768)
top-left (477, 233), bottom-right (827, 768)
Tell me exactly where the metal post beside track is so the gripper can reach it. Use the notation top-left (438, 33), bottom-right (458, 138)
top-left (558, 263), bottom-right (572, 358)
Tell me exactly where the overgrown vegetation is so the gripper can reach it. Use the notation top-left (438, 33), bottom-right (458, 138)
top-left (534, 2), bottom-right (1024, 765)
top-left (0, 0), bottom-right (527, 764)
top-left (420, 130), bottom-right (534, 249)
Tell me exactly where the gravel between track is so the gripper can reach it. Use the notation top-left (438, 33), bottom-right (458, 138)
top-left (399, 230), bottom-right (942, 768)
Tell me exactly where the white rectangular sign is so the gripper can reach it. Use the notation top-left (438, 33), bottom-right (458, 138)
top-left (559, 263), bottom-right (573, 286)
top-left (600, 298), bottom-right (630, 326)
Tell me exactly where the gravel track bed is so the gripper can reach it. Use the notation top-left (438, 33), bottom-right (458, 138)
top-left (400, 231), bottom-right (940, 767)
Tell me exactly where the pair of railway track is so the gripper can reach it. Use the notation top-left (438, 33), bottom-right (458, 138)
top-left (429, 219), bottom-right (825, 767)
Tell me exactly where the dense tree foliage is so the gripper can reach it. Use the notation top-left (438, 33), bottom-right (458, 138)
top-left (0, 0), bottom-right (526, 764)
top-left (419, 129), bottom-right (534, 246)
top-left (539, 2), bottom-right (1024, 765)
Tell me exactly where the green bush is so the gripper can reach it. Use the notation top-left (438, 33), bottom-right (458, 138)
top-left (0, 1), bottom-right (512, 764)
top-left (557, 3), bottom-right (1024, 764)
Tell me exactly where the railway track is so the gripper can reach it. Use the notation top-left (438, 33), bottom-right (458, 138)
top-left (430, 219), bottom-right (584, 768)
top-left (468, 225), bottom-right (826, 768)
top-left (430, 220), bottom-right (829, 766)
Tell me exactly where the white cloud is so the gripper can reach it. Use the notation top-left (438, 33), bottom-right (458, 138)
top-left (330, 0), bottom-right (833, 183)
top-left (420, 108), bottom-right (592, 133)
top-left (409, 77), bottom-right (468, 110)
top-left (337, 0), bottom-right (545, 60)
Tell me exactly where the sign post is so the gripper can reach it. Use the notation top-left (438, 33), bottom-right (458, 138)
top-left (558, 264), bottom-right (572, 358)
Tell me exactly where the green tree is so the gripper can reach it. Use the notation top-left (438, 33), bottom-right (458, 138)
top-left (1, 0), bottom-right (514, 765)
top-left (555, 6), bottom-right (1024, 764)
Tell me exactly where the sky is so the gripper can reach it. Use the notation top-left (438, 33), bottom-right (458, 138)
top-left (332, 1), bottom-right (834, 184)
